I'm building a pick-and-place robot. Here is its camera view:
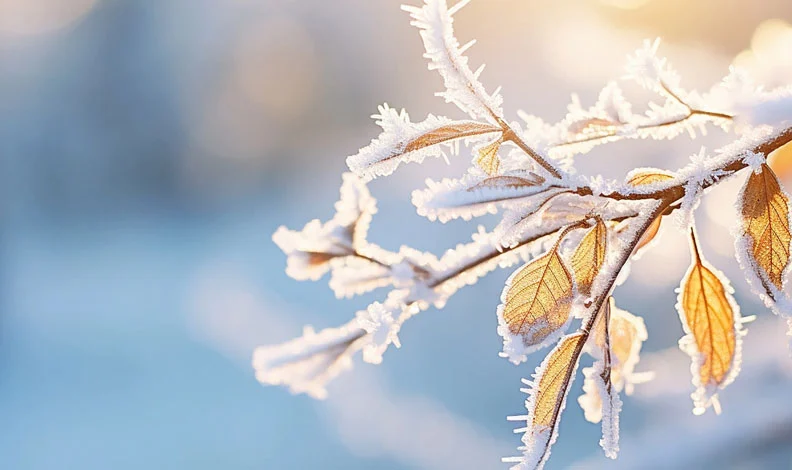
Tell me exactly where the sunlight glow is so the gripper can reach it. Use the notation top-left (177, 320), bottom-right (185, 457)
top-left (0, 0), bottom-right (98, 36)
top-left (598, 0), bottom-right (652, 10)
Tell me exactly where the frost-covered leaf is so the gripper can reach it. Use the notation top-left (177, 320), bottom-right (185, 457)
top-left (348, 104), bottom-right (500, 181)
top-left (567, 117), bottom-right (618, 136)
top-left (412, 171), bottom-right (554, 223)
top-left (355, 291), bottom-right (413, 365)
top-left (468, 174), bottom-right (545, 191)
top-left (588, 298), bottom-right (650, 395)
top-left (579, 298), bottom-right (648, 458)
top-left (578, 298), bottom-right (622, 459)
top-left (626, 169), bottom-right (675, 254)
top-left (475, 138), bottom-right (503, 175)
top-left (405, 121), bottom-right (501, 152)
top-left (497, 230), bottom-right (575, 364)
top-left (676, 229), bottom-right (745, 415)
top-left (252, 319), bottom-right (366, 400)
top-left (737, 163), bottom-right (791, 299)
top-left (571, 218), bottom-right (608, 297)
top-left (273, 173), bottom-right (377, 281)
top-left (504, 332), bottom-right (585, 470)
top-left (579, 361), bottom-right (622, 459)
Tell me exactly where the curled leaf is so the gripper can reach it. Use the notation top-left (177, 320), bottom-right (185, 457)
top-left (580, 297), bottom-right (647, 459)
top-left (273, 173), bottom-right (377, 281)
top-left (475, 138), bottom-right (503, 175)
top-left (497, 229), bottom-right (576, 364)
top-left (738, 163), bottom-right (791, 299)
top-left (627, 169), bottom-right (675, 253)
top-left (588, 298), bottom-right (649, 395)
top-left (571, 218), bottom-right (608, 297)
top-left (677, 228), bottom-right (745, 415)
top-left (505, 333), bottom-right (585, 470)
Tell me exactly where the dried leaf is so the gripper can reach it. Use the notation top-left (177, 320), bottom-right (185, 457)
top-left (508, 333), bottom-right (585, 469)
top-left (499, 232), bottom-right (575, 352)
top-left (739, 163), bottom-right (791, 297)
top-left (476, 138), bottom-right (502, 175)
top-left (466, 174), bottom-right (545, 192)
top-left (567, 117), bottom-right (618, 136)
top-left (677, 229), bottom-right (744, 414)
top-left (627, 169), bottom-right (675, 253)
top-left (589, 297), bottom-right (649, 394)
top-left (403, 122), bottom-right (500, 153)
top-left (571, 218), bottom-right (608, 297)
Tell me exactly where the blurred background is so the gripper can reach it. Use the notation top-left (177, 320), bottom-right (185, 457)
top-left (2, 0), bottom-right (792, 468)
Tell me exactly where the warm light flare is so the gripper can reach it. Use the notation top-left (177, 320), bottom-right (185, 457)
top-left (0, 0), bottom-right (98, 36)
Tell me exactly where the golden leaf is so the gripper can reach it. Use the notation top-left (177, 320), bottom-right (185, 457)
top-left (677, 229), bottom-right (743, 414)
top-left (768, 140), bottom-right (792, 181)
top-left (739, 163), bottom-right (792, 296)
top-left (627, 169), bottom-right (675, 253)
top-left (626, 170), bottom-right (675, 187)
top-left (467, 174), bottom-right (545, 192)
top-left (567, 117), bottom-right (618, 136)
top-left (475, 139), bottom-right (502, 175)
top-left (500, 232), bottom-right (575, 349)
top-left (517, 332), bottom-right (586, 468)
top-left (532, 333), bottom-right (585, 428)
top-left (571, 218), bottom-right (608, 297)
top-left (402, 122), bottom-right (500, 153)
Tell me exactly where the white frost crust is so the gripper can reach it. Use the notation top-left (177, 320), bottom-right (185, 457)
top-left (624, 38), bottom-right (682, 95)
top-left (401, 0), bottom-right (504, 121)
top-left (347, 104), bottom-right (495, 181)
top-left (503, 338), bottom-right (582, 470)
top-left (273, 173), bottom-right (377, 281)
top-left (578, 361), bottom-right (623, 459)
top-left (329, 253), bottom-right (394, 299)
top-left (675, 237), bottom-right (747, 415)
top-left (495, 191), bottom-right (641, 250)
top-left (497, 315), bottom-right (573, 366)
top-left (356, 292), bottom-right (405, 365)
top-left (252, 319), bottom-right (366, 400)
top-left (582, 301), bottom-right (650, 393)
top-left (741, 150), bottom-right (766, 174)
top-left (412, 172), bottom-right (555, 223)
